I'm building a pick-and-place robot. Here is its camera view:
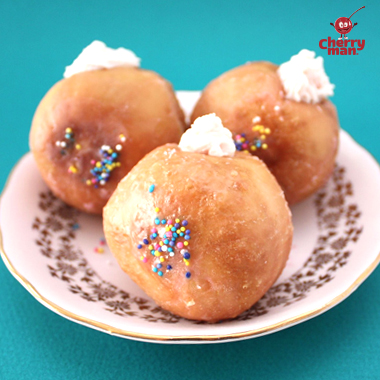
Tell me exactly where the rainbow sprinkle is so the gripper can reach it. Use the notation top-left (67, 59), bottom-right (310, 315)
top-left (68, 165), bottom-right (78, 174)
top-left (137, 187), bottom-right (192, 279)
top-left (94, 237), bottom-right (106, 253)
top-left (86, 145), bottom-right (122, 188)
top-left (72, 223), bottom-right (80, 230)
top-left (56, 128), bottom-right (126, 188)
top-left (234, 124), bottom-right (271, 153)
top-left (55, 128), bottom-right (75, 154)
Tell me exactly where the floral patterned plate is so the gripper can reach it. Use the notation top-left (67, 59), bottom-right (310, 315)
top-left (1, 91), bottom-right (380, 344)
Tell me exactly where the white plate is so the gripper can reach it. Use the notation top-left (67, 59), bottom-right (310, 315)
top-left (1, 91), bottom-right (380, 344)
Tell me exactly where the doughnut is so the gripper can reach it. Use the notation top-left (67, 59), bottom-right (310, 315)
top-left (191, 50), bottom-right (340, 204)
top-left (30, 41), bottom-right (185, 214)
top-left (103, 115), bottom-right (293, 322)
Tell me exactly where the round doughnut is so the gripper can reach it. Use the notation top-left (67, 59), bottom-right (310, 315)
top-left (30, 67), bottom-right (185, 214)
top-left (103, 144), bottom-right (293, 322)
top-left (191, 62), bottom-right (340, 204)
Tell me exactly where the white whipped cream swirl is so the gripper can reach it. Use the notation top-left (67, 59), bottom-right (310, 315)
top-left (64, 40), bottom-right (141, 78)
top-left (277, 49), bottom-right (334, 104)
top-left (179, 114), bottom-right (236, 157)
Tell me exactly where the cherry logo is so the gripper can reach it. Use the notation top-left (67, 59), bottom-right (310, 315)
top-left (330, 6), bottom-right (365, 40)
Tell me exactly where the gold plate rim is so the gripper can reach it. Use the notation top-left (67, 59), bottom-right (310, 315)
top-left (1, 151), bottom-right (380, 343)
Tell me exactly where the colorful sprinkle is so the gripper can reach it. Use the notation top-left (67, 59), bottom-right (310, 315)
top-left (86, 145), bottom-right (122, 187)
top-left (252, 116), bottom-right (261, 123)
top-left (234, 125), bottom-right (271, 153)
top-left (56, 127), bottom-right (126, 188)
top-left (94, 237), bottom-right (107, 254)
top-left (56, 127), bottom-right (75, 153)
top-left (68, 165), bottom-right (78, 174)
top-left (140, 208), bottom-right (192, 279)
top-left (149, 184), bottom-right (155, 193)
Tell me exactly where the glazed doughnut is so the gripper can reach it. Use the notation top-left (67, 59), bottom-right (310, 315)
top-left (30, 41), bottom-right (185, 214)
top-left (191, 50), bottom-right (339, 204)
top-left (103, 115), bottom-right (293, 322)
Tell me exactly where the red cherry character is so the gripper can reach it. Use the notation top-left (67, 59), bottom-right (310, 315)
top-left (330, 6), bottom-right (364, 40)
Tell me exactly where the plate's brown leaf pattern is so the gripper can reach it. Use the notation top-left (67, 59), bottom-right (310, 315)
top-left (33, 165), bottom-right (362, 323)
top-left (33, 193), bottom-right (183, 322)
top-left (235, 165), bottom-right (363, 321)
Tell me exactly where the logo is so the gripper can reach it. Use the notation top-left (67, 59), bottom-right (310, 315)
top-left (319, 6), bottom-right (365, 55)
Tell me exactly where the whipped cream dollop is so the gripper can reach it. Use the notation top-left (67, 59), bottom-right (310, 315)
top-left (277, 49), bottom-right (334, 104)
top-left (179, 114), bottom-right (236, 157)
top-left (63, 40), bottom-right (141, 78)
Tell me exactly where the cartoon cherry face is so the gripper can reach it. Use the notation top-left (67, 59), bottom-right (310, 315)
top-left (334, 17), bottom-right (353, 34)
top-left (330, 6), bottom-right (364, 40)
